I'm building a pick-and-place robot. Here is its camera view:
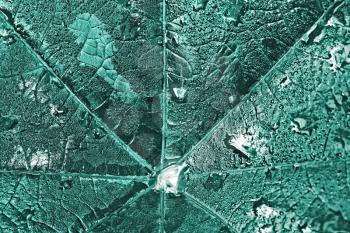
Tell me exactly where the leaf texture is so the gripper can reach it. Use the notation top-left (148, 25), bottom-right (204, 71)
top-left (0, 0), bottom-right (349, 232)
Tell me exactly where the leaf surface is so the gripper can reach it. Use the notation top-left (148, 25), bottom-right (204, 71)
top-left (0, 0), bottom-right (349, 232)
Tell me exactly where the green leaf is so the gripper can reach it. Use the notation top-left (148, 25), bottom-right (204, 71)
top-left (0, 0), bottom-right (349, 232)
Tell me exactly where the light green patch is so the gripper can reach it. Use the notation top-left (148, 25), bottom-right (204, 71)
top-left (69, 13), bottom-right (138, 104)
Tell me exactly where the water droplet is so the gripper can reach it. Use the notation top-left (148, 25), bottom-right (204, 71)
top-left (173, 87), bottom-right (187, 102)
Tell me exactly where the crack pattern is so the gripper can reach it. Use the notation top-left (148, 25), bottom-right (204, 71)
top-left (0, 0), bottom-right (349, 232)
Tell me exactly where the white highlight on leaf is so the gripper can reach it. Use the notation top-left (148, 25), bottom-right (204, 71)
top-left (155, 163), bottom-right (186, 194)
top-left (0, 2), bottom-right (12, 14)
top-left (326, 16), bottom-right (344, 27)
top-left (291, 117), bottom-right (311, 135)
top-left (173, 87), bottom-right (187, 100)
top-left (328, 44), bottom-right (350, 72)
top-left (301, 24), bottom-right (317, 43)
top-left (313, 31), bottom-right (324, 43)
top-left (302, 226), bottom-right (312, 233)
top-left (10, 145), bottom-right (28, 169)
top-left (18, 79), bottom-right (48, 103)
top-left (10, 146), bottom-right (51, 170)
top-left (49, 104), bottom-right (64, 116)
top-left (256, 204), bottom-right (279, 219)
top-left (257, 225), bottom-right (273, 233)
top-left (0, 28), bottom-right (9, 37)
top-left (228, 134), bottom-right (251, 158)
top-left (30, 150), bottom-right (49, 169)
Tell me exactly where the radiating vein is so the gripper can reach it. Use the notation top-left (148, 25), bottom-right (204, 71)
top-left (0, 10), bottom-right (154, 172)
top-left (183, 192), bottom-right (233, 231)
top-left (159, 191), bottom-right (165, 233)
top-left (187, 158), bottom-right (350, 178)
top-left (87, 187), bottom-right (153, 232)
top-left (177, 0), bottom-right (345, 165)
top-left (160, 0), bottom-right (168, 169)
top-left (0, 169), bottom-right (150, 182)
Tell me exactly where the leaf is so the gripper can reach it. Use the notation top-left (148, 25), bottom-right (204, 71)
top-left (0, 0), bottom-right (349, 232)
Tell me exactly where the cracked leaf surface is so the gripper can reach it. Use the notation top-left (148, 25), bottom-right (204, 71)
top-left (0, 0), bottom-right (349, 232)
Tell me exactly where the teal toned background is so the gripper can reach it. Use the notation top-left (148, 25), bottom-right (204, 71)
top-left (0, 0), bottom-right (349, 232)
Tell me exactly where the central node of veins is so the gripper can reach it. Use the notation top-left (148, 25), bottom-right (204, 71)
top-left (154, 163), bottom-right (186, 195)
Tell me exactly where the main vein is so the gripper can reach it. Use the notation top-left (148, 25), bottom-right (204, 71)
top-left (161, 0), bottom-right (168, 169)
top-left (160, 0), bottom-right (168, 232)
